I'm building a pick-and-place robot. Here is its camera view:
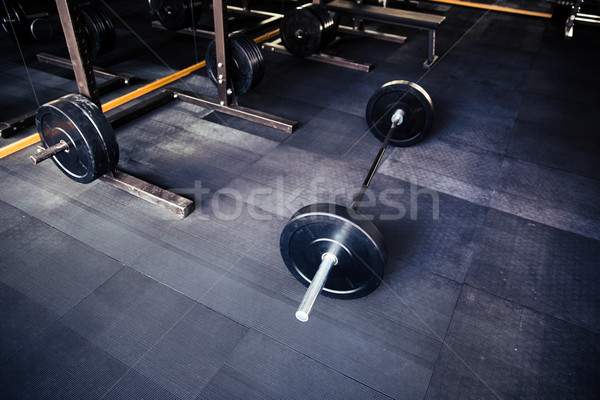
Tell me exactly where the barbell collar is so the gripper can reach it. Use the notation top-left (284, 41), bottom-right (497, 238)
top-left (30, 140), bottom-right (69, 164)
top-left (295, 253), bottom-right (338, 322)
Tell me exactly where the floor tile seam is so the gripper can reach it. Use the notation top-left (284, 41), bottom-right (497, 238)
top-left (0, 317), bottom-right (173, 398)
top-left (500, 152), bottom-right (600, 184)
top-left (212, 264), bottom-right (444, 368)
top-left (522, 82), bottom-right (600, 107)
top-left (0, 280), bottom-right (63, 366)
top-left (376, 158), bottom-right (599, 242)
top-left (116, 248), bottom-right (256, 398)
top-left (386, 144), bottom-right (506, 182)
top-left (220, 332), bottom-right (397, 400)
top-left (96, 301), bottom-right (197, 400)
top-left (422, 282), bottom-right (505, 400)
top-left (0, 165), bottom-right (226, 262)
top-left (459, 282), bottom-right (600, 336)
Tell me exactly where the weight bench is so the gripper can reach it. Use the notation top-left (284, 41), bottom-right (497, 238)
top-left (324, 0), bottom-right (446, 68)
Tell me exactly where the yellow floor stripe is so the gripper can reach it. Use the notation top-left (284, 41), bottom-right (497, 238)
top-left (428, 0), bottom-right (552, 18)
top-left (0, 28), bottom-right (280, 160)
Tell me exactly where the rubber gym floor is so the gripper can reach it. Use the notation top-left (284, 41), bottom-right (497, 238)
top-left (1, 0), bottom-right (599, 399)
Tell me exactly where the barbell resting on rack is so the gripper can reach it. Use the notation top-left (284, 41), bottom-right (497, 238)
top-left (205, 33), bottom-right (265, 96)
top-left (1, 1), bottom-right (116, 59)
top-left (280, 80), bottom-right (434, 322)
top-left (280, 3), bottom-right (338, 58)
top-left (31, 93), bottom-right (119, 183)
top-left (153, 0), bottom-right (202, 31)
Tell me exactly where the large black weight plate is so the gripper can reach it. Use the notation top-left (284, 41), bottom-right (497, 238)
top-left (281, 4), bottom-right (323, 57)
top-left (156, 0), bottom-right (202, 31)
top-left (307, 4), bottom-right (337, 50)
top-left (81, 5), bottom-right (116, 59)
top-left (366, 80), bottom-right (434, 147)
top-left (205, 33), bottom-right (264, 96)
top-left (280, 203), bottom-right (387, 300)
top-left (35, 93), bottom-right (119, 183)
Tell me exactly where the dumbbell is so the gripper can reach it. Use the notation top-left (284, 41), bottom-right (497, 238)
top-left (280, 80), bottom-right (434, 321)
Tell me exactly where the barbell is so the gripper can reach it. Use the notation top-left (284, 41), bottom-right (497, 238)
top-left (30, 93), bottom-right (119, 183)
top-left (280, 80), bottom-right (434, 322)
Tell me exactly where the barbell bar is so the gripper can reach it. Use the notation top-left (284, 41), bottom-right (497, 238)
top-left (280, 80), bottom-right (434, 322)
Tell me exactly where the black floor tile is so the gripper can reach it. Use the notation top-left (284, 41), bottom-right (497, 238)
top-left (202, 330), bottom-right (393, 399)
top-left (0, 282), bottom-right (58, 363)
top-left (102, 369), bottom-right (181, 400)
top-left (425, 286), bottom-right (600, 399)
top-left (467, 208), bottom-right (600, 333)
top-left (0, 322), bottom-right (129, 400)
top-left (378, 138), bottom-right (504, 206)
top-left (491, 158), bottom-right (600, 241)
top-left (60, 267), bottom-right (196, 365)
top-left (132, 303), bottom-right (249, 399)
top-left (364, 173), bottom-right (489, 283)
top-left (199, 364), bottom-right (282, 400)
top-left (508, 119), bottom-right (600, 180)
top-left (0, 215), bottom-right (123, 316)
top-left (0, 200), bottom-right (26, 235)
top-left (283, 108), bottom-right (370, 158)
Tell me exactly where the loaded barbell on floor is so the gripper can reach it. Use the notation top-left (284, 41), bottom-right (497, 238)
top-left (280, 3), bottom-right (338, 57)
top-left (280, 80), bottom-right (434, 322)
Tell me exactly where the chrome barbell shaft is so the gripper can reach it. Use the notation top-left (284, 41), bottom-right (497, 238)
top-left (296, 253), bottom-right (338, 322)
top-left (351, 109), bottom-right (404, 210)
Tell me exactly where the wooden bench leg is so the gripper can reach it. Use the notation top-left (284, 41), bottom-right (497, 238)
top-left (423, 28), bottom-right (439, 69)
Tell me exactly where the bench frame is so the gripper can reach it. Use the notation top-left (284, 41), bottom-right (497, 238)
top-left (318, 0), bottom-right (445, 68)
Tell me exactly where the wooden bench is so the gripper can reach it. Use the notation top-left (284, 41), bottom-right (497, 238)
top-left (324, 0), bottom-right (446, 68)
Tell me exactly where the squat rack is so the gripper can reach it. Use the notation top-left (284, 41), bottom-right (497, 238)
top-left (14, 0), bottom-right (298, 218)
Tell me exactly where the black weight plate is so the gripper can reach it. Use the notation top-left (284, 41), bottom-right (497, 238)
top-left (366, 80), bottom-right (434, 147)
top-left (35, 93), bottom-right (119, 183)
top-left (80, 6), bottom-right (102, 59)
top-left (1, 0), bottom-right (28, 42)
top-left (205, 34), bottom-right (259, 96)
top-left (307, 4), bottom-right (336, 49)
top-left (156, 0), bottom-right (188, 30)
top-left (30, 18), bottom-right (53, 41)
top-left (156, 0), bottom-right (201, 30)
top-left (94, 6), bottom-right (116, 56)
top-left (235, 33), bottom-right (264, 90)
top-left (281, 4), bottom-right (323, 57)
top-left (280, 203), bottom-right (387, 300)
